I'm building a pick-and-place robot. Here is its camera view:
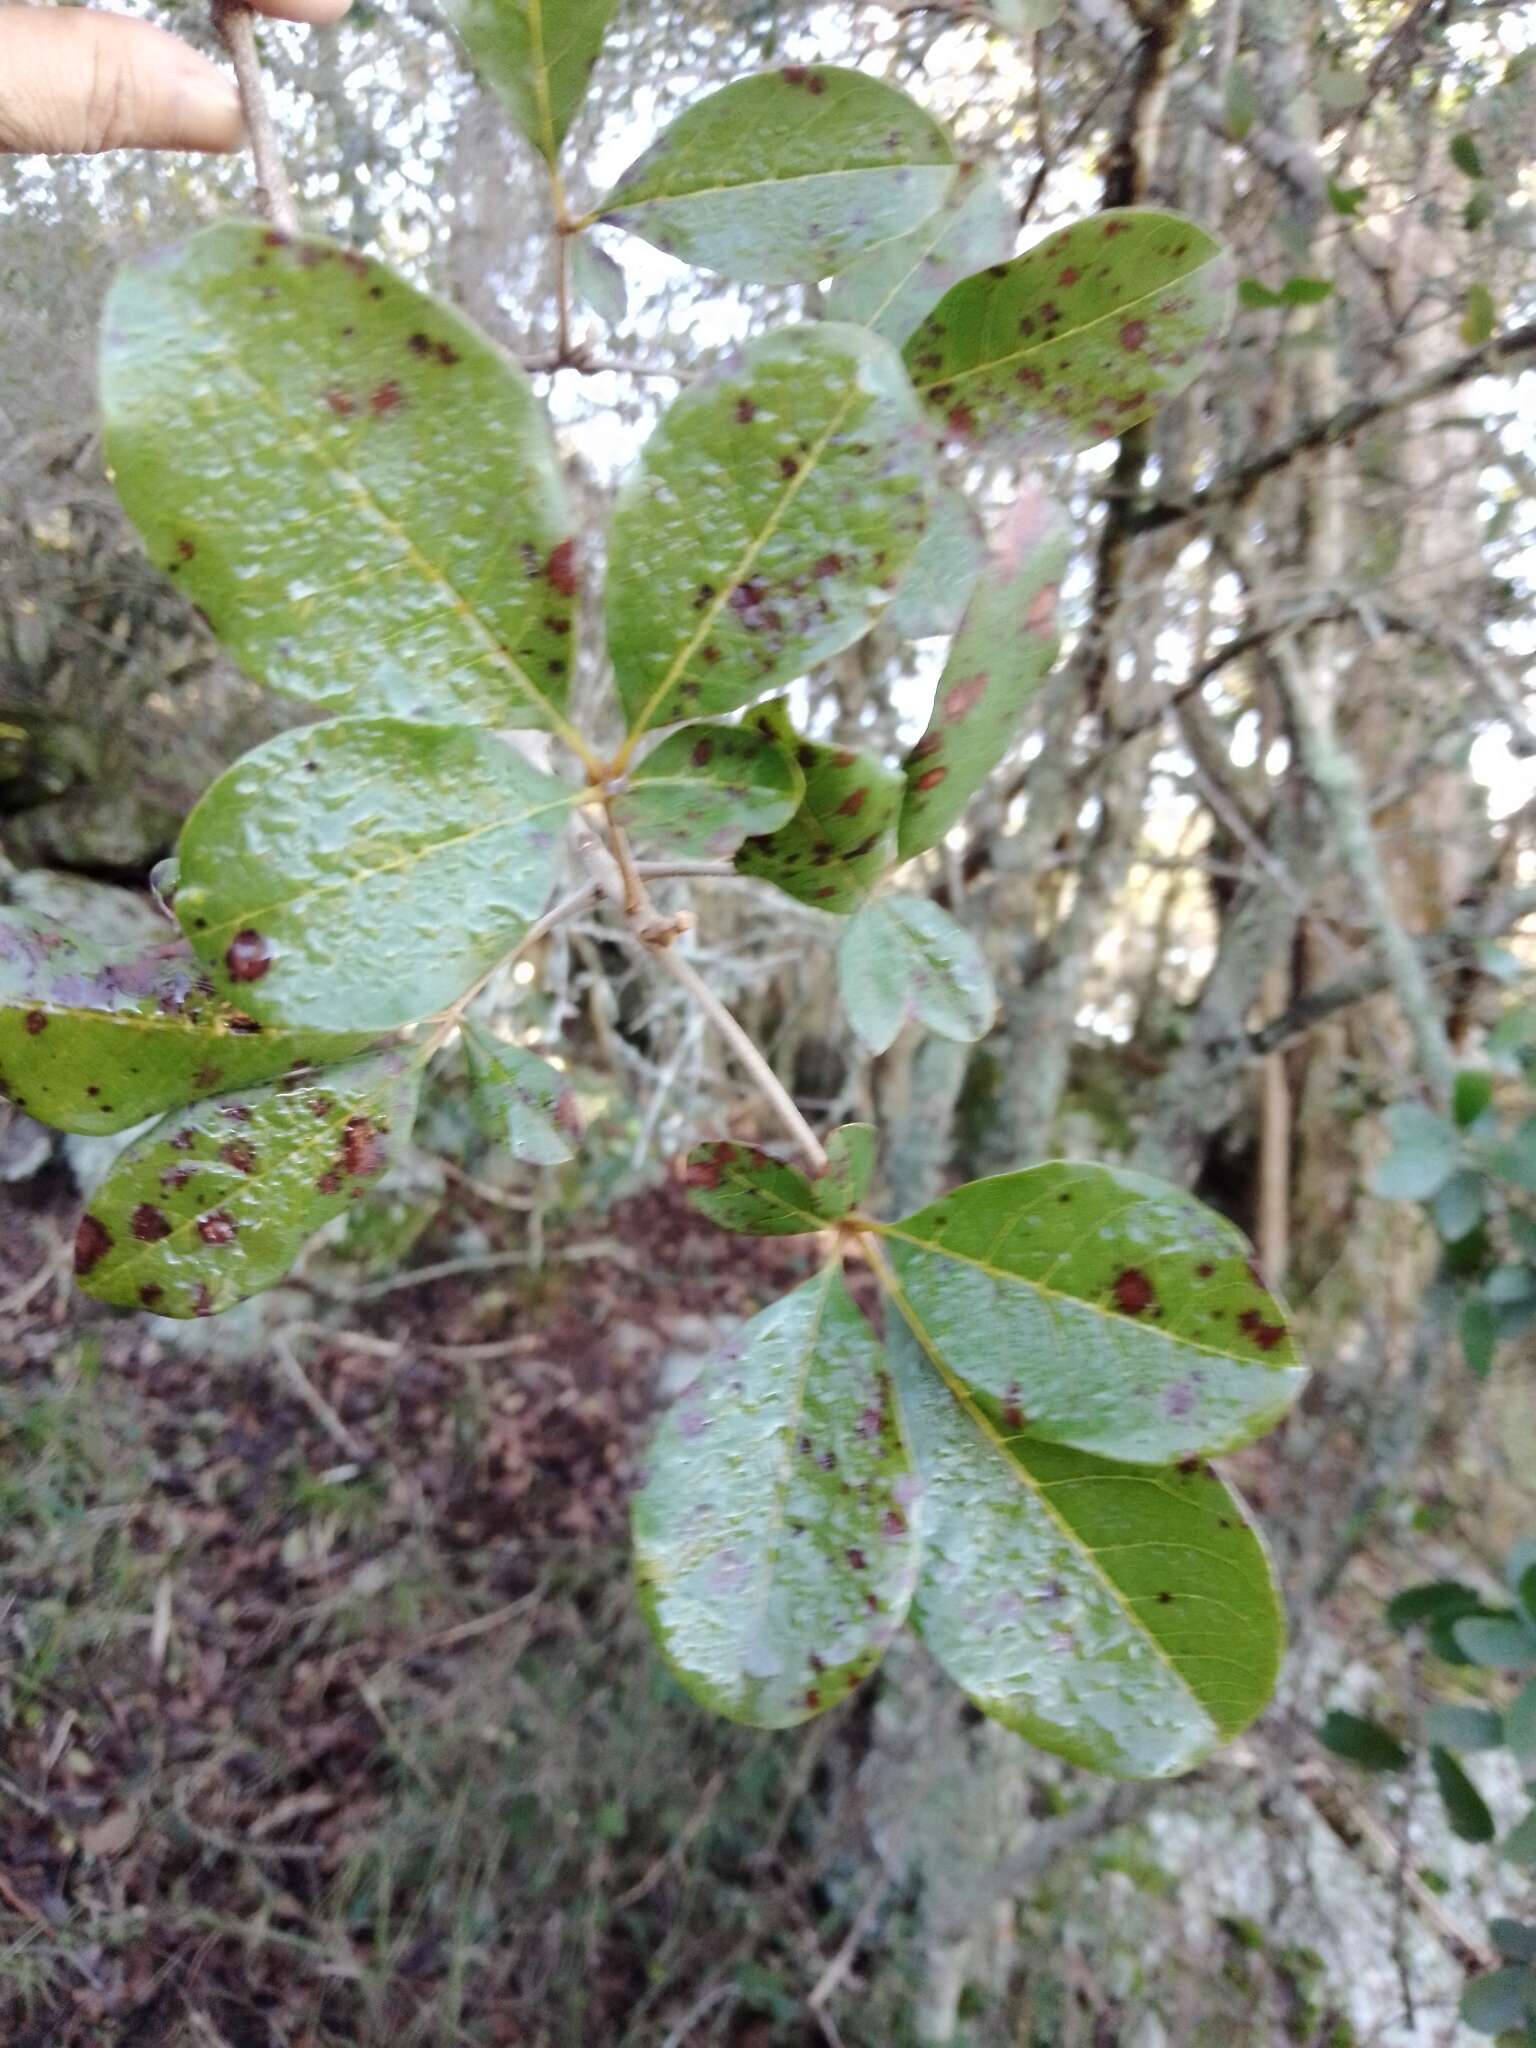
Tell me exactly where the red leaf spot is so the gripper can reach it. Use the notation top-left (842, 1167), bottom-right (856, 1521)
top-left (913, 765), bottom-right (948, 792)
top-left (691, 737), bottom-right (714, 768)
top-left (778, 455), bottom-right (799, 479)
top-left (131, 1204), bottom-right (172, 1242)
top-left (224, 930), bottom-right (272, 984)
top-left (175, 537), bottom-right (197, 561)
top-left (406, 331), bottom-right (432, 356)
top-left (220, 1141), bottom-right (257, 1173)
top-left (138, 1285), bottom-right (163, 1308)
top-left (1195, 1261), bottom-right (1215, 1279)
top-left (943, 674), bottom-right (987, 721)
top-left (341, 1116), bottom-right (384, 1177)
top-left (1237, 1307), bottom-right (1286, 1351)
top-left (846, 1548), bottom-right (867, 1570)
top-left (261, 229), bottom-right (290, 248)
top-left (781, 64), bottom-right (825, 91)
top-left (169, 1128), bottom-right (196, 1151)
top-left (1057, 266), bottom-right (1081, 286)
top-left (836, 788), bottom-right (867, 818)
top-left (946, 403), bottom-right (976, 437)
top-left (545, 538), bottom-right (578, 597)
top-left (196, 1210), bottom-right (237, 1246)
top-left (370, 380), bottom-right (404, 414)
top-left (1103, 218), bottom-right (1131, 237)
top-left (23, 1009), bottom-right (46, 1035)
top-left (683, 1158), bottom-right (723, 1190)
top-left (1026, 583), bottom-right (1059, 633)
top-left (882, 1510), bottom-right (906, 1538)
top-left (316, 1168), bottom-right (344, 1196)
top-left (734, 397), bottom-right (757, 425)
top-left (813, 553), bottom-right (844, 579)
top-left (324, 388), bottom-right (355, 415)
top-left (1112, 1267), bottom-right (1156, 1315)
top-left (804, 1688), bottom-right (821, 1709)
top-left (74, 1215), bottom-right (112, 1275)
top-left (435, 341), bottom-right (461, 367)
top-left (192, 1284), bottom-right (214, 1317)
top-left (1119, 320), bottom-right (1148, 351)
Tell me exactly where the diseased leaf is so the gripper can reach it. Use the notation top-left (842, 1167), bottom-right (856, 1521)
top-left (0, 911), bottom-right (372, 1135)
top-left (1318, 1710), bottom-right (1410, 1772)
top-left (734, 704), bottom-right (903, 914)
top-left (175, 719), bottom-right (572, 1033)
top-left (1431, 1745), bottom-right (1495, 1842)
top-left (440, 0), bottom-right (617, 164)
top-left (825, 161), bottom-right (1014, 346)
top-left (608, 325), bottom-right (937, 740)
top-left (615, 720), bottom-right (803, 861)
top-left (877, 1163), bottom-right (1307, 1466)
top-left (838, 897), bottom-right (995, 1055)
top-left (633, 1264), bottom-right (919, 1728)
top-left (464, 1021), bottom-right (579, 1165)
top-left (903, 209), bottom-right (1234, 452)
top-left (897, 490), bottom-right (1068, 860)
top-left (72, 1051), bottom-right (419, 1318)
top-left (888, 1320), bottom-right (1284, 1778)
top-left (885, 484), bottom-right (986, 641)
top-left (683, 1122), bottom-right (875, 1236)
top-left (102, 225), bottom-right (579, 731)
top-left (596, 66), bottom-right (955, 284)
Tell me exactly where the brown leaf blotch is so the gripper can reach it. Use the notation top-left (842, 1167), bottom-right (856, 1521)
top-left (224, 929), bottom-right (272, 984)
top-left (74, 1215), bottom-right (112, 1275)
top-left (131, 1204), bottom-right (172, 1242)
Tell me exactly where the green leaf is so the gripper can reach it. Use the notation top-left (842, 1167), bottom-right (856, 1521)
top-left (897, 490), bottom-right (1069, 860)
top-left (595, 66), bottom-right (955, 284)
top-left (825, 160), bottom-right (1014, 346)
top-left (1423, 1704), bottom-right (1504, 1751)
top-left (1454, 1614), bottom-right (1536, 1669)
top-left (1451, 131), bottom-right (1486, 179)
top-left (683, 1122), bottom-right (875, 1236)
top-left (633, 1264), bottom-right (919, 1727)
top-left (608, 325), bottom-right (936, 741)
top-left (440, 0), bottom-right (616, 164)
top-left (878, 1163), bottom-right (1306, 1465)
top-left (1505, 1807), bottom-right (1536, 1865)
top-left (0, 910), bottom-right (372, 1136)
top-left (838, 897), bottom-right (995, 1055)
top-left (1508, 1538), bottom-right (1536, 1609)
top-left (885, 483), bottom-right (986, 641)
top-left (1491, 1118), bottom-right (1536, 1193)
top-left (1462, 284), bottom-right (1497, 347)
top-left (102, 225), bottom-right (580, 732)
top-left (570, 234), bottom-right (628, 325)
top-left (1486, 1264), bottom-right (1536, 1306)
top-left (1223, 66), bottom-right (1260, 141)
top-left (1462, 1295), bottom-right (1499, 1377)
top-left (1318, 1710), bottom-right (1410, 1772)
top-left (1461, 1967), bottom-right (1535, 2034)
top-left (463, 1021), bottom-right (579, 1165)
top-left (174, 719), bottom-right (572, 1033)
top-left (1370, 1101), bottom-right (1460, 1200)
top-left (1431, 1169), bottom-right (1486, 1244)
top-left (1505, 1681), bottom-right (1536, 1762)
top-left (984, 0), bottom-right (1063, 29)
top-left (889, 1320), bottom-right (1283, 1778)
top-left (1239, 275), bottom-right (1333, 311)
top-left (1326, 178), bottom-right (1367, 217)
top-left (1386, 1579), bottom-right (1483, 1634)
top-left (1463, 187), bottom-right (1495, 232)
top-left (1316, 62), bottom-right (1367, 110)
top-left (1491, 1921), bottom-right (1536, 1965)
top-left (902, 209), bottom-right (1234, 452)
top-left (734, 703), bottom-right (903, 914)
top-left (72, 1051), bottom-right (419, 1318)
top-left (614, 720), bottom-right (803, 862)
top-left (1431, 1744), bottom-right (1496, 1842)
top-left (1454, 1069), bottom-right (1495, 1128)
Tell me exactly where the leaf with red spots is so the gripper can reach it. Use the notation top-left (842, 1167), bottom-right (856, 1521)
top-left (897, 489), bottom-right (1070, 859)
top-left (463, 1020), bottom-right (580, 1167)
top-left (613, 719), bottom-right (804, 862)
top-left (102, 225), bottom-right (579, 732)
top-left (733, 702), bottom-right (903, 914)
top-left (0, 905), bottom-right (373, 1136)
top-left (174, 719), bottom-right (574, 1033)
top-left (837, 896), bottom-right (995, 1055)
top-left (683, 1122), bottom-right (876, 1235)
top-left (594, 66), bottom-right (955, 284)
top-left (440, 0), bottom-right (617, 165)
top-left (875, 1161), bottom-right (1307, 1466)
top-left (72, 1052), bottom-right (419, 1319)
top-left (633, 1263), bottom-right (918, 1727)
top-left (826, 160), bottom-right (1014, 345)
top-left (888, 1323), bottom-right (1284, 1779)
top-left (608, 325), bottom-right (937, 740)
top-left (903, 208), bottom-right (1235, 452)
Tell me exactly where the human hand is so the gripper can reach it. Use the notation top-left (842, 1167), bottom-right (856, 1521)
top-left (0, 0), bottom-right (350, 154)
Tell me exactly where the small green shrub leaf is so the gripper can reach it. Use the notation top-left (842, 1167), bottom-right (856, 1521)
top-left (825, 160), bottom-right (1014, 345)
top-left (684, 1122), bottom-right (874, 1236)
top-left (733, 708), bottom-right (903, 914)
top-left (878, 1163), bottom-right (1306, 1464)
top-left (102, 226), bottom-right (579, 731)
top-left (889, 1319), bottom-right (1284, 1778)
top-left (1431, 1168), bottom-right (1485, 1244)
top-left (1490, 1920), bottom-right (1536, 1964)
top-left (1450, 131), bottom-right (1486, 179)
top-left (897, 489), bottom-right (1069, 860)
top-left (72, 1051), bottom-right (419, 1318)
top-left (838, 897), bottom-right (995, 1055)
top-left (1460, 1966), bottom-right (1534, 2034)
top-left (1318, 1710), bottom-right (1411, 1772)
top-left (633, 1264), bottom-right (919, 1727)
top-left (1461, 1296), bottom-right (1498, 1375)
top-left (1386, 1579), bottom-right (1483, 1634)
top-left (1504, 1806), bottom-right (1536, 1866)
top-left (1431, 1745), bottom-right (1496, 1842)
top-left (615, 720), bottom-right (803, 861)
top-left (175, 719), bottom-right (573, 1033)
top-left (885, 484), bottom-right (987, 641)
top-left (0, 910), bottom-right (372, 1135)
top-left (1461, 283), bottom-right (1497, 346)
top-left (1422, 1704), bottom-right (1504, 1751)
top-left (595, 66), bottom-right (955, 283)
top-left (902, 209), bottom-right (1233, 451)
top-left (1504, 1681), bottom-right (1536, 1761)
top-left (608, 325), bottom-right (936, 740)
top-left (1370, 1101), bottom-right (1460, 1200)
top-left (1223, 65), bottom-right (1260, 140)
top-left (1454, 1614), bottom-right (1536, 1669)
top-left (440, 0), bottom-right (617, 163)
top-left (464, 1021), bottom-right (579, 1165)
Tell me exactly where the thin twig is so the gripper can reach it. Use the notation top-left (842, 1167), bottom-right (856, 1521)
top-left (271, 1331), bottom-right (371, 1463)
top-left (211, 0), bottom-right (298, 235)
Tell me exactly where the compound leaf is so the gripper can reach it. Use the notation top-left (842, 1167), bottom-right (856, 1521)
top-left (102, 224), bottom-right (579, 731)
top-left (877, 1163), bottom-right (1307, 1466)
top-left (903, 209), bottom-right (1233, 451)
top-left (684, 1122), bottom-right (876, 1236)
top-left (596, 66), bottom-right (955, 284)
top-left (633, 1264), bottom-right (919, 1727)
top-left (825, 160), bottom-right (1014, 346)
top-left (441, 0), bottom-right (617, 164)
top-left (734, 704), bottom-right (903, 913)
top-left (175, 719), bottom-right (572, 1034)
top-left (72, 1051), bottom-right (419, 1319)
top-left (615, 719), bottom-right (803, 861)
top-left (889, 1319), bottom-right (1283, 1778)
top-left (464, 1021), bottom-right (579, 1165)
top-left (608, 325), bottom-right (936, 740)
top-left (838, 897), bottom-right (995, 1055)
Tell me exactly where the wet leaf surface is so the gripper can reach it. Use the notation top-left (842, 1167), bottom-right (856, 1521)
top-left (102, 225), bottom-right (579, 730)
top-left (464, 1020), bottom-right (580, 1165)
top-left (826, 160), bottom-right (1014, 344)
top-left (897, 490), bottom-right (1070, 860)
top-left (877, 1162), bottom-right (1307, 1465)
top-left (683, 1123), bottom-right (876, 1235)
top-left (903, 208), bottom-right (1234, 451)
top-left (889, 1318), bottom-right (1284, 1778)
top-left (838, 896), bottom-right (995, 1055)
top-left (441, 0), bottom-right (617, 163)
top-left (73, 1051), bottom-right (420, 1319)
top-left (597, 65), bottom-right (955, 283)
top-left (615, 719), bottom-right (803, 861)
top-left (734, 703), bottom-right (903, 913)
top-left (174, 718), bottom-right (573, 1033)
top-left (633, 1264), bottom-right (918, 1727)
top-left (0, 909), bottom-right (372, 1135)
top-left (608, 326), bottom-right (936, 742)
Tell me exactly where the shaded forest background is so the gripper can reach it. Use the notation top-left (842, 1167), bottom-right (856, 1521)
top-left (2, 0), bottom-right (1534, 2040)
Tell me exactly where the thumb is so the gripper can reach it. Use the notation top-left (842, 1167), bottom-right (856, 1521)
top-left (0, 8), bottom-right (244, 154)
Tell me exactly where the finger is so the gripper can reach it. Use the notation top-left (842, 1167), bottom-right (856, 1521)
top-left (0, 10), bottom-right (242, 154)
top-left (249, 0), bottom-right (353, 25)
